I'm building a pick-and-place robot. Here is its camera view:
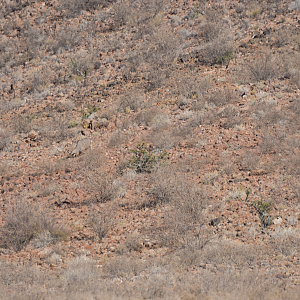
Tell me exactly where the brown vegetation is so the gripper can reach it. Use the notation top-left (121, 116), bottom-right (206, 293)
top-left (1, 0), bottom-right (300, 299)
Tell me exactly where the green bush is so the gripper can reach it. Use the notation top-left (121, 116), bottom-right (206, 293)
top-left (251, 198), bottom-right (273, 228)
top-left (128, 143), bottom-right (167, 173)
top-left (69, 120), bottom-right (77, 128)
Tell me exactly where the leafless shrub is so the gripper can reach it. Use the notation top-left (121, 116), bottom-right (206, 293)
top-left (0, 128), bottom-right (11, 151)
top-left (51, 27), bottom-right (81, 54)
top-left (218, 105), bottom-right (242, 129)
top-left (259, 132), bottom-right (280, 154)
top-left (117, 233), bottom-right (142, 254)
top-left (88, 204), bottom-right (116, 239)
top-left (27, 68), bottom-right (52, 93)
top-left (219, 154), bottom-right (236, 175)
top-left (283, 53), bottom-right (300, 88)
top-left (272, 28), bottom-right (291, 48)
top-left (88, 174), bottom-right (115, 203)
top-left (148, 167), bottom-right (175, 206)
top-left (23, 25), bottom-right (45, 61)
top-left (112, 1), bottom-right (138, 28)
top-left (282, 153), bottom-right (300, 176)
top-left (148, 127), bottom-right (176, 150)
top-left (86, 169), bottom-right (124, 203)
top-left (0, 99), bottom-right (21, 115)
top-left (0, 198), bottom-right (65, 251)
top-left (235, 3), bottom-right (245, 13)
top-left (125, 28), bottom-right (180, 91)
top-left (246, 53), bottom-right (280, 82)
top-left (206, 88), bottom-right (237, 107)
top-left (40, 116), bottom-right (74, 143)
top-left (108, 130), bottom-right (128, 148)
top-left (200, 240), bottom-right (257, 266)
top-left (200, 33), bottom-right (233, 65)
top-left (0, 51), bottom-right (12, 69)
top-left (239, 151), bottom-right (261, 171)
top-left (160, 176), bottom-right (209, 248)
top-left (252, 101), bottom-right (288, 129)
top-left (173, 73), bottom-right (210, 103)
top-left (118, 90), bottom-right (145, 112)
top-left (198, 21), bottom-right (222, 42)
top-left (64, 255), bottom-right (99, 286)
top-left (134, 108), bottom-right (158, 126)
top-left (58, 0), bottom-right (113, 18)
top-left (12, 115), bottom-right (31, 134)
top-left (36, 159), bottom-right (70, 176)
top-left (103, 256), bottom-right (145, 280)
top-left (55, 100), bottom-right (75, 112)
top-left (79, 148), bottom-right (105, 171)
top-left (68, 50), bottom-right (93, 80)
top-left (187, 111), bottom-right (206, 128)
top-left (269, 228), bottom-right (300, 257)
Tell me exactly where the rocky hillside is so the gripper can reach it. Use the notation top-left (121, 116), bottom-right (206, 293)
top-left (1, 0), bottom-right (300, 299)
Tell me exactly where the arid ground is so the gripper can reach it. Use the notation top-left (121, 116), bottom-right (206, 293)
top-left (1, 0), bottom-right (300, 299)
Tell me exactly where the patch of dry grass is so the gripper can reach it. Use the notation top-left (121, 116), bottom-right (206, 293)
top-left (0, 198), bottom-right (66, 251)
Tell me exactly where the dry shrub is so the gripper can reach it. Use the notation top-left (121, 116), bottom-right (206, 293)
top-left (271, 28), bottom-right (291, 48)
top-left (108, 130), bottom-right (128, 148)
top-left (148, 167), bottom-right (175, 207)
top-left (142, 29), bottom-right (180, 91)
top-left (259, 132), bottom-right (281, 154)
top-left (112, 0), bottom-right (138, 28)
top-left (235, 3), bottom-right (245, 13)
top-left (23, 25), bottom-right (45, 61)
top-left (246, 53), bottom-right (280, 82)
top-left (88, 204), bottom-right (116, 239)
top-left (0, 128), bottom-right (11, 151)
top-left (218, 105), bottom-right (242, 129)
top-left (200, 28), bottom-right (233, 66)
top-left (134, 107), bottom-right (159, 126)
top-left (0, 99), bottom-right (21, 115)
top-left (12, 115), bottom-right (31, 134)
top-left (173, 73), bottom-right (211, 101)
top-left (252, 102), bottom-right (288, 129)
top-left (0, 51), bottom-right (11, 69)
top-left (36, 159), bottom-right (71, 176)
top-left (40, 116), bottom-right (75, 143)
top-left (64, 255), bottom-right (99, 287)
top-left (117, 233), bottom-right (143, 254)
top-left (148, 127), bottom-right (176, 150)
top-left (161, 175), bottom-right (209, 248)
top-left (68, 50), bottom-right (93, 81)
top-left (80, 148), bottom-right (105, 171)
top-left (103, 256), bottom-right (145, 280)
top-left (269, 227), bottom-right (300, 257)
top-left (51, 26), bottom-right (81, 54)
top-left (86, 169), bottom-right (125, 203)
top-left (0, 199), bottom-right (65, 251)
top-left (200, 240), bottom-right (258, 266)
top-left (284, 53), bottom-right (300, 88)
top-left (118, 89), bottom-right (146, 112)
top-left (239, 151), bottom-right (261, 171)
top-left (123, 25), bottom-right (179, 90)
top-left (58, 0), bottom-right (113, 18)
top-left (27, 67), bottom-right (53, 93)
top-left (187, 111), bottom-right (206, 128)
top-left (219, 154), bottom-right (237, 175)
top-left (199, 21), bottom-right (222, 42)
top-left (206, 88), bottom-right (237, 107)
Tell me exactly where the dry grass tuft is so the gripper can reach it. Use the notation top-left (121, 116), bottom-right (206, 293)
top-left (0, 198), bottom-right (66, 251)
